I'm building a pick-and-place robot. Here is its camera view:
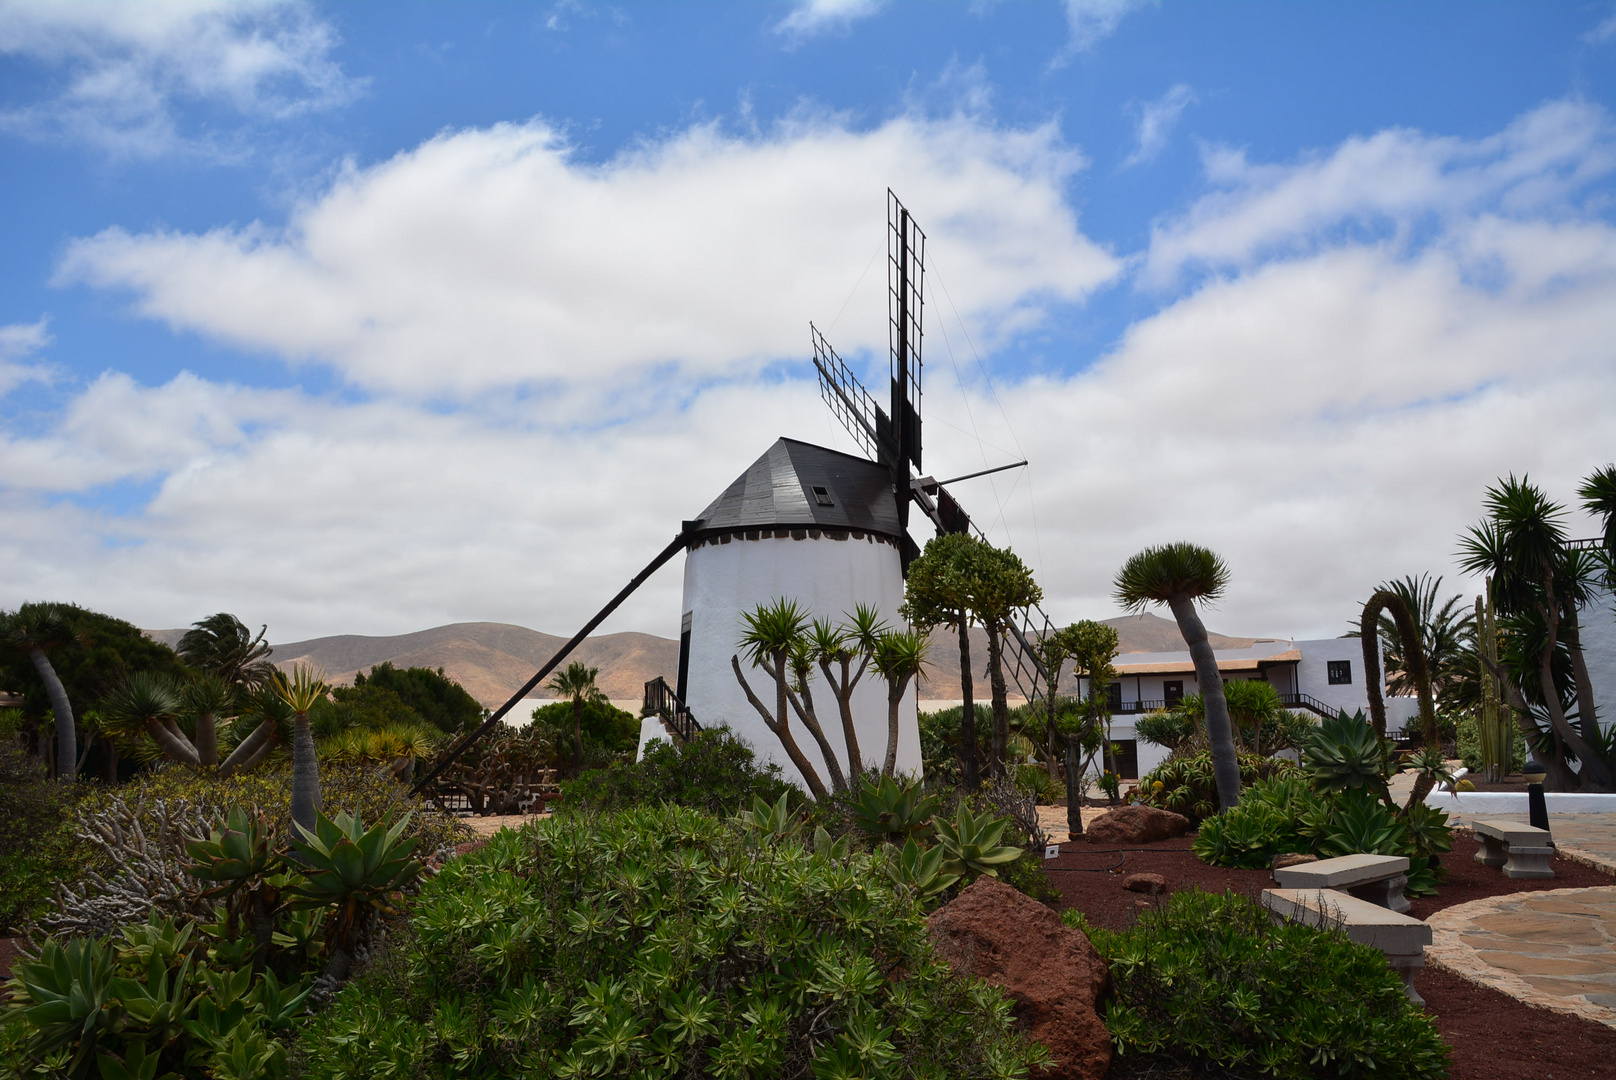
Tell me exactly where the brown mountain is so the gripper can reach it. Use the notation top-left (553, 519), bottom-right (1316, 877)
top-left (146, 612), bottom-right (1263, 709)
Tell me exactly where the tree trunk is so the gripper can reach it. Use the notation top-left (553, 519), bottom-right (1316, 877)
top-left (143, 718), bottom-right (201, 765)
top-left (29, 648), bottom-right (75, 783)
top-left (1532, 580), bottom-right (1612, 789)
top-left (571, 697), bottom-right (583, 778)
top-left (1485, 654), bottom-right (1581, 790)
top-left (1167, 594), bottom-right (1241, 810)
top-left (787, 679), bottom-right (846, 793)
top-left (822, 655), bottom-right (865, 781)
top-left (882, 675), bottom-right (911, 778)
top-left (195, 710), bottom-right (218, 768)
top-left (1063, 732), bottom-right (1084, 838)
top-left (985, 620), bottom-right (1009, 780)
top-left (1560, 607), bottom-right (1603, 746)
top-left (220, 718), bottom-right (278, 776)
top-left (290, 712), bottom-right (322, 837)
top-left (958, 617), bottom-right (979, 790)
top-left (731, 655), bottom-right (828, 800)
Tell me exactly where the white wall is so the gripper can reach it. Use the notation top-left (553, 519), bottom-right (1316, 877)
top-left (1582, 584), bottom-right (1616, 731)
top-left (680, 532), bottom-right (920, 790)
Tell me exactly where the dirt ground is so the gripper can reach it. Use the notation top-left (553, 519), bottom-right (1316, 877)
top-left (1043, 830), bottom-right (1616, 1080)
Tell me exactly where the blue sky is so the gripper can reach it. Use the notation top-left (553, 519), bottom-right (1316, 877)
top-left (3, 0), bottom-right (1615, 643)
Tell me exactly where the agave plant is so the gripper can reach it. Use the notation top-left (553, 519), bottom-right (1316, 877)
top-left (1302, 710), bottom-right (1391, 798)
top-left (932, 805), bottom-right (1024, 880)
top-left (1318, 793), bottom-right (1407, 858)
top-left (3, 937), bottom-right (123, 1077)
top-left (884, 837), bottom-right (960, 902)
top-left (184, 807), bottom-right (282, 953)
top-left (734, 793), bottom-right (802, 841)
top-left (285, 810), bottom-right (422, 956)
top-left (847, 773), bottom-right (939, 844)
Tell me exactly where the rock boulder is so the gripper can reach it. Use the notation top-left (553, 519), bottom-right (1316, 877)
top-left (1083, 804), bottom-right (1191, 845)
top-left (1122, 872), bottom-right (1167, 895)
top-left (928, 877), bottom-right (1111, 1080)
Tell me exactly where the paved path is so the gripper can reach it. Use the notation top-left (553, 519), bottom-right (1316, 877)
top-left (1428, 886), bottom-right (1616, 1030)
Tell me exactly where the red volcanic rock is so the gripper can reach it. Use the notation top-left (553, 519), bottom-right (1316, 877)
top-left (929, 877), bottom-right (1111, 1080)
top-left (1122, 872), bottom-right (1167, 895)
top-left (1083, 805), bottom-right (1191, 845)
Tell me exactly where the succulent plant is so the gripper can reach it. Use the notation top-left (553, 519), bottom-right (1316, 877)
top-left (932, 804), bottom-right (1023, 880)
top-left (847, 773), bottom-right (938, 844)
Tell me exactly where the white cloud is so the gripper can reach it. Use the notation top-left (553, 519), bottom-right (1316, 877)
top-left (1143, 99), bottom-right (1616, 287)
top-left (1122, 83), bottom-right (1194, 168)
top-left (0, 0), bottom-right (361, 156)
top-left (7, 100), bottom-right (1616, 653)
top-left (57, 113), bottom-right (1119, 398)
top-left (775, 0), bottom-right (885, 39)
top-left (1052, 0), bottom-right (1153, 66)
top-left (1585, 9), bottom-right (1616, 44)
top-left (0, 317), bottom-right (53, 396)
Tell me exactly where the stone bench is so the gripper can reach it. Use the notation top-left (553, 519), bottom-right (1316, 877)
top-left (1470, 819), bottom-right (1555, 879)
top-left (1272, 853), bottom-right (1411, 914)
top-left (1261, 888), bottom-right (1432, 1003)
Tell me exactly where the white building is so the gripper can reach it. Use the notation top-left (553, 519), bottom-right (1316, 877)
top-left (1078, 638), bottom-right (1421, 779)
top-left (675, 438), bottom-right (921, 789)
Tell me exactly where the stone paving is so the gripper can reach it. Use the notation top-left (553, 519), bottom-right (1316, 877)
top-left (1427, 886), bottom-right (1616, 1030)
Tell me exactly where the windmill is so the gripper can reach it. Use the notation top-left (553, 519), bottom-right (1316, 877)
top-left (414, 192), bottom-right (1053, 799)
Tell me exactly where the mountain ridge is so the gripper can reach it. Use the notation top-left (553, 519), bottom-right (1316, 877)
top-left (147, 613), bottom-right (1265, 708)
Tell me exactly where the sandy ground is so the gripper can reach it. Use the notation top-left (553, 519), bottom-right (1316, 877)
top-left (462, 812), bottom-right (551, 837)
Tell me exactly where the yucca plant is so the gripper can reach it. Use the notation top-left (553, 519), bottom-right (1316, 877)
top-left (273, 666), bottom-right (329, 835)
top-left (932, 804), bottom-right (1023, 880)
top-left (1303, 710), bottom-right (1391, 798)
top-left (285, 810), bottom-right (421, 959)
top-left (847, 773), bottom-right (939, 844)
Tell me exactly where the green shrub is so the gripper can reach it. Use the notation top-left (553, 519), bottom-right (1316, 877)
top-left (295, 806), bottom-right (1052, 1079)
top-left (0, 736), bottom-right (91, 933)
top-left (1194, 779), bottom-right (1453, 895)
top-left (1012, 762), bottom-right (1056, 804)
top-left (1133, 752), bottom-right (1298, 824)
top-left (918, 704), bottom-right (993, 785)
top-left (1068, 891), bottom-right (1449, 1079)
top-left (1456, 711), bottom-right (1525, 775)
top-left (560, 727), bottom-right (793, 816)
top-left (1133, 709), bottom-right (1194, 751)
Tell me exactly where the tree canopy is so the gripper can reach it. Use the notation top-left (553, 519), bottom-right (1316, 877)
top-left (0, 603), bottom-right (190, 723)
top-left (352, 662), bottom-right (484, 735)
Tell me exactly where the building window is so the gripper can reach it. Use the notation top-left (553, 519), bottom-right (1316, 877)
top-left (1163, 680), bottom-right (1184, 707)
top-left (1328, 660), bottom-right (1352, 685)
top-left (1106, 682), bottom-right (1123, 712)
top-left (810, 485), bottom-right (835, 506)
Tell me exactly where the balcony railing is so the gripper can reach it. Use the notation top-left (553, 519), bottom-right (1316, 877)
top-left (1103, 691), bottom-right (1336, 720)
top-left (643, 676), bottom-right (702, 744)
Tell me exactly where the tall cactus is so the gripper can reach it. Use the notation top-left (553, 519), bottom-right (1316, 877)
top-left (1475, 581), bottom-right (1509, 783)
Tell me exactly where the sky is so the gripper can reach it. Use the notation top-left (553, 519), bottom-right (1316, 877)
top-left (3, 0), bottom-right (1616, 645)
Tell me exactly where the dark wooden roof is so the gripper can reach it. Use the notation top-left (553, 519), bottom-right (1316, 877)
top-left (690, 438), bottom-right (902, 541)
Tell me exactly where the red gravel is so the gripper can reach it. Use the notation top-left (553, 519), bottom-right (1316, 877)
top-left (1042, 829), bottom-right (1616, 1080)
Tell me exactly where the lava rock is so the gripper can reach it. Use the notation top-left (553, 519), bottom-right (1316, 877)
top-left (1122, 872), bottom-right (1167, 895)
top-left (1083, 804), bottom-right (1191, 845)
top-left (929, 877), bottom-right (1111, 1080)
top-left (1270, 852), bottom-right (1319, 871)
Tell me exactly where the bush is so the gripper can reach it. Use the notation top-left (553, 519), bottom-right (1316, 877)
top-left (1193, 778), bottom-right (1453, 894)
top-left (295, 806), bottom-right (1051, 1079)
top-left (32, 764), bottom-right (470, 938)
top-left (1133, 752), bottom-right (1298, 824)
top-left (559, 727), bottom-right (793, 816)
top-left (1456, 710), bottom-right (1526, 776)
top-left (918, 703), bottom-right (992, 785)
top-left (0, 733), bottom-right (91, 933)
top-left (1068, 891), bottom-right (1449, 1079)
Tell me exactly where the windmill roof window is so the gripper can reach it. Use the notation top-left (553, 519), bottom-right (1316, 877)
top-left (690, 437), bottom-right (902, 542)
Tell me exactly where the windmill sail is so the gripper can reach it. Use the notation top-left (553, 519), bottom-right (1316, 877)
top-left (813, 192), bottom-right (1058, 704)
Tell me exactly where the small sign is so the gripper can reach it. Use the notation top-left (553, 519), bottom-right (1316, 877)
top-left (1044, 844), bottom-right (1060, 861)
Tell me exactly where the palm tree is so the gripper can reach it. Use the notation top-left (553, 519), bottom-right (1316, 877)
top-left (1114, 543), bottom-right (1240, 810)
top-left (0, 603), bottom-right (79, 782)
top-left (1458, 475), bottom-right (1611, 790)
top-left (902, 533), bottom-right (983, 788)
top-left (274, 666), bottom-right (329, 835)
top-left (870, 629), bottom-right (929, 777)
top-left (1580, 464), bottom-right (1616, 556)
top-left (1352, 574), bottom-right (1476, 708)
top-left (178, 613), bottom-right (277, 693)
top-left (1357, 587), bottom-right (1439, 747)
top-left (101, 672), bottom-right (189, 764)
top-left (545, 661), bottom-right (607, 779)
top-left (732, 598), bottom-right (830, 799)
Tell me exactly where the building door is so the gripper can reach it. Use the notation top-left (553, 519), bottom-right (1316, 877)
top-left (1163, 680), bottom-right (1184, 708)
